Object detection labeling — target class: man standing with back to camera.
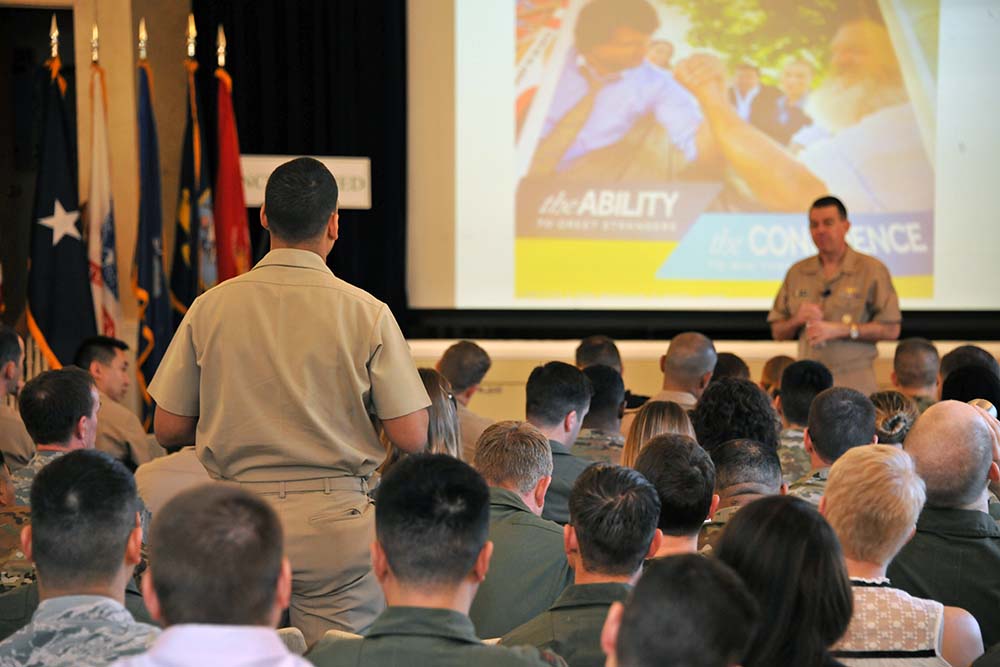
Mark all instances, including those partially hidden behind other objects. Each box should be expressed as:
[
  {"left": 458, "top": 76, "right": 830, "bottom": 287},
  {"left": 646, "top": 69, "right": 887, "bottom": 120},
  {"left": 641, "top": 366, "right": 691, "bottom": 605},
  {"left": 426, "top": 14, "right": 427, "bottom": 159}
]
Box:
[
  {"left": 148, "top": 157, "right": 431, "bottom": 645},
  {"left": 768, "top": 195, "right": 901, "bottom": 395}
]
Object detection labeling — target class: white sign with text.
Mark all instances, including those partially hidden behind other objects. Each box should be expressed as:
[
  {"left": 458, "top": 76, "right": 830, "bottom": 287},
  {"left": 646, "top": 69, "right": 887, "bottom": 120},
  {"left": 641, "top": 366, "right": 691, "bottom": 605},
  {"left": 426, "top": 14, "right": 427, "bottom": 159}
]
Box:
[{"left": 240, "top": 155, "right": 372, "bottom": 210}]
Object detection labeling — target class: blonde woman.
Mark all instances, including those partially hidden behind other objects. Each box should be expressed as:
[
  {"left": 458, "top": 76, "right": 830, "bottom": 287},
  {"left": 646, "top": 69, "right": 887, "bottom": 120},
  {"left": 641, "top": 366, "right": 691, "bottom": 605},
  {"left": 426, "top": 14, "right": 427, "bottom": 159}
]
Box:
[
  {"left": 621, "top": 400, "right": 695, "bottom": 467},
  {"left": 381, "top": 368, "right": 462, "bottom": 473}
]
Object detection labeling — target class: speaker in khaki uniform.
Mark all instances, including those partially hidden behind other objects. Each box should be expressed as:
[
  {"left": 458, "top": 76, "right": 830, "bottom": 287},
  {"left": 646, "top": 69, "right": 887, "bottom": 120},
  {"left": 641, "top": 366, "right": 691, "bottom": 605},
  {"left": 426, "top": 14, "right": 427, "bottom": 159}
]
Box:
[
  {"left": 148, "top": 158, "right": 430, "bottom": 645},
  {"left": 0, "top": 327, "right": 33, "bottom": 471}
]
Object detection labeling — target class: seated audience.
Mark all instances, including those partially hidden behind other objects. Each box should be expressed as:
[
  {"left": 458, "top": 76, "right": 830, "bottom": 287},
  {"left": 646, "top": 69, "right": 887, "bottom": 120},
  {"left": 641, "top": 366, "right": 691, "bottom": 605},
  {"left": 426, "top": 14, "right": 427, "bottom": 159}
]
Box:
[
  {"left": 0, "top": 326, "right": 32, "bottom": 470},
  {"left": 633, "top": 435, "right": 717, "bottom": 558},
  {"left": 887, "top": 401, "right": 1000, "bottom": 647},
  {"left": 709, "top": 352, "right": 751, "bottom": 382},
  {"left": 308, "top": 454, "right": 564, "bottom": 667},
  {"left": 575, "top": 335, "right": 648, "bottom": 409},
  {"left": 133, "top": 446, "right": 210, "bottom": 515},
  {"left": 760, "top": 354, "right": 794, "bottom": 398},
  {"left": 621, "top": 333, "right": 715, "bottom": 442},
  {"left": 0, "top": 448, "right": 31, "bottom": 592},
  {"left": 940, "top": 345, "right": 999, "bottom": 384},
  {"left": 74, "top": 336, "right": 164, "bottom": 469},
  {"left": 114, "top": 484, "right": 309, "bottom": 667},
  {"left": 822, "top": 445, "right": 983, "bottom": 667},
  {"left": 869, "top": 391, "right": 918, "bottom": 445},
  {"left": 775, "top": 361, "right": 833, "bottom": 484},
  {"left": 716, "top": 495, "right": 853, "bottom": 667},
  {"left": 941, "top": 366, "right": 1000, "bottom": 407},
  {"left": 620, "top": 400, "right": 694, "bottom": 468},
  {"left": 437, "top": 341, "right": 493, "bottom": 461},
  {"left": 13, "top": 367, "right": 99, "bottom": 505},
  {"left": 892, "top": 338, "right": 940, "bottom": 413},
  {"left": 700, "top": 439, "right": 785, "bottom": 552},
  {"left": 600, "top": 555, "right": 758, "bottom": 667},
  {"left": 469, "top": 422, "right": 572, "bottom": 639},
  {"left": 572, "top": 365, "right": 626, "bottom": 464},
  {"left": 0, "top": 450, "right": 157, "bottom": 665},
  {"left": 501, "top": 465, "right": 661, "bottom": 667},
  {"left": 382, "top": 368, "right": 461, "bottom": 472},
  {"left": 691, "top": 378, "right": 780, "bottom": 455},
  {"left": 526, "top": 362, "right": 594, "bottom": 524},
  {"left": 789, "top": 387, "right": 877, "bottom": 505}
]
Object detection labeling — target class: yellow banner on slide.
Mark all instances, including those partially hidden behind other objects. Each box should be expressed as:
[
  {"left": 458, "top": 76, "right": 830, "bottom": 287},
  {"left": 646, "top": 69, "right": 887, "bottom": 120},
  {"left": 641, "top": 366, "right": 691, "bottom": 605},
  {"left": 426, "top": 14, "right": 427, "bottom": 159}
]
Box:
[{"left": 515, "top": 239, "right": 933, "bottom": 299}]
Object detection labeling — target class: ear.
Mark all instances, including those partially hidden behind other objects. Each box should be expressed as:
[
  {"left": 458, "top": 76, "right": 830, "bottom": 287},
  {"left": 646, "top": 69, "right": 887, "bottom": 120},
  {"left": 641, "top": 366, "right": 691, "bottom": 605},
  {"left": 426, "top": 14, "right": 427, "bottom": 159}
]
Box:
[
  {"left": 0, "top": 361, "right": 13, "bottom": 382},
  {"left": 707, "top": 494, "right": 720, "bottom": 520},
  {"left": 645, "top": 529, "right": 663, "bottom": 559},
  {"left": 533, "top": 475, "right": 552, "bottom": 511},
  {"left": 872, "top": 434, "right": 879, "bottom": 445},
  {"left": 274, "top": 557, "right": 292, "bottom": 612},
  {"left": 259, "top": 203, "right": 269, "bottom": 230},
  {"left": 563, "top": 410, "right": 578, "bottom": 435},
  {"left": 779, "top": 482, "right": 789, "bottom": 496},
  {"left": 890, "top": 371, "right": 899, "bottom": 388},
  {"left": 88, "top": 360, "right": 103, "bottom": 381},
  {"left": 989, "top": 461, "right": 1000, "bottom": 484},
  {"left": 327, "top": 210, "right": 340, "bottom": 242},
  {"left": 472, "top": 540, "right": 493, "bottom": 583},
  {"left": 804, "top": 428, "right": 814, "bottom": 454},
  {"left": 73, "top": 414, "right": 89, "bottom": 443},
  {"left": 371, "top": 540, "right": 390, "bottom": 584},
  {"left": 617, "top": 400, "right": 626, "bottom": 421},
  {"left": 124, "top": 513, "right": 143, "bottom": 566},
  {"left": 564, "top": 524, "right": 579, "bottom": 559},
  {"left": 142, "top": 570, "right": 164, "bottom": 624},
  {"left": 700, "top": 371, "right": 712, "bottom": 391},
  {"left": 818, "top": 495, "right": 827, "bottom": 516},
  {"left": 20, "top": 525, "right": 32, "bottom": 563},
  {"left": 600, "top": 601, "right": 625, "bottom": 665},
  {"left": 659, "top": 354, "right": 667, "bottom": 374},
  {"left": 774, "top": 394, "right": 783, "bottom": 415}
]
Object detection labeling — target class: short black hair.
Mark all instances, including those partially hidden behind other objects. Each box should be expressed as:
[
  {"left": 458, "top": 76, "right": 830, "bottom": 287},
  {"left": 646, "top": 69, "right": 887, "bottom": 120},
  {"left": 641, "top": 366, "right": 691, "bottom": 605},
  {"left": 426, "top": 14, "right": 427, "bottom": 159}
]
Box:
[
  {"left": 582, "top": 365, "right": 625, "bottom": 421},
  {"left": 893, "top": 338, "right": 939, "bottom": 388},
  {"left": 807, "top": 388, "right": 876, "bottom": 463},
  {"left": 711, "top": 439, "right": 783, "bottom": 492},
  {"left": 0, "top": 325, "right": 20, "bottom": 368},
  {"left": 574, "top": 0, "right": 658, "bottom": 52},
  {"left": 691, "top": 378, "right": 780, "bottom": 454},
  {"left": 940, "top": 345, "right": 1000, "bottom": 383},
  {"left": 617, "top": 555, "right": 758, "bottom": 667},
  {"left": 18, "top": 367, "right": 96, "bottom": 445},
  {"left": 149, "top": 484, "right": 284, "bottom": 626},
  {"left": 810, "top": 195, "right": 847, "bottom": 219},
  {"left": 780, "top": 361, "right": 834, "bottom": 426},
  {"left": 710, "top": 352, "right": 751, "bottom": 382},
  {"left": 525, "top": 361, "right": 593, "bottom": 427},
  {"left": 30, "top": 450, "right": 139, "bottom": 589},
  {"left": 438, "top": 341, "right": 491, "bottom": 393},
  {"left": 575, "top": 335, "right": 622, "bottom": 372},
  {"left": 569, "top": 464, "right": 660, "bottom": 577},
  {"left": 73, "top": 335, "right": 129, "bottom": 369},
  {"left": 376, "top": 454, "right": 489, "bottom": 586},
  {"left": 633, "top": 435, "right": 715, "bottom": 536},
  {"left": 942, "top": 366, "right": 1000, "bottom": 407},
  {"left": 263, "top": 157, "right": 339, "bottom": 243}
]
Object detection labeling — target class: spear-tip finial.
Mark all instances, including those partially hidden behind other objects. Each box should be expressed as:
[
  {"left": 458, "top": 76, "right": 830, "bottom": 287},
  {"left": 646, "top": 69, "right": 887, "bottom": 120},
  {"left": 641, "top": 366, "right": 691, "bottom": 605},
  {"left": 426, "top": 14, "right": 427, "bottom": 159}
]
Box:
[
  {"left": 186, "top": 13, "right": 197, "bottom": 59},
  {"left": 49, "top": 14, "right": 59, "bottom": 59},
  {"left": 138, "top": 17, "right": 148, "bottom": 60},
  {"left": 216, "top": 24, "right": 226, "bottom": 68},
  {"left": 91, "top": 23, "right": 100, "bottom": 63}
]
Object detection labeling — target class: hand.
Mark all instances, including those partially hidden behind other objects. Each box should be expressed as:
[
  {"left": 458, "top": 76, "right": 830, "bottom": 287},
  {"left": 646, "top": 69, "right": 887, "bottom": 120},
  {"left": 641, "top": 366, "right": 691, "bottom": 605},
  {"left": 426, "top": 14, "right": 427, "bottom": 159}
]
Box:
[
  {"left": 805, "top": 319, "right": 845, "bottom": 347},
  {"left": 972, "top": 404, "right": 1000, "bottom": 463},
  {"left": 674, "top": 54, "right": 727, "bottom": 102},
  {"left": 795, "top": 302, "right": 824, "bottom": 326}
]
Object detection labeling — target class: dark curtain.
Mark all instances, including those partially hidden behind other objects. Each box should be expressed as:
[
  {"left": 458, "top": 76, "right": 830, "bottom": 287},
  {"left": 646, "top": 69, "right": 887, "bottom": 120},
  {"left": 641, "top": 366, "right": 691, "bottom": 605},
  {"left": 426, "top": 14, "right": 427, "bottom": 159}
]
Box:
[{"left": 191, "top": 0, "right": 408, "bottom": 319}]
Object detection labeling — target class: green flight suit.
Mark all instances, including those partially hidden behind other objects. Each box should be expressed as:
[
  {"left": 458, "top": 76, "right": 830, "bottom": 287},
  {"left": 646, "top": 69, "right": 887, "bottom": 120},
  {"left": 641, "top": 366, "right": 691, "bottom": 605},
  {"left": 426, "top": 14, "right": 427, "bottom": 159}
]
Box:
[{"left": 542, "top": 441, "right": 592, "bottom": 525}]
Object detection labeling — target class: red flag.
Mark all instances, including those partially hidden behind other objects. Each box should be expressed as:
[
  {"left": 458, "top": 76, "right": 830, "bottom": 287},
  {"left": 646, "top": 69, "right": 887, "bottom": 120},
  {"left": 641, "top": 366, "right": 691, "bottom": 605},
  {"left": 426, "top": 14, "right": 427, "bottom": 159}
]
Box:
[{"left": 213, "top": 68, "right": 250, "bottom": 281}]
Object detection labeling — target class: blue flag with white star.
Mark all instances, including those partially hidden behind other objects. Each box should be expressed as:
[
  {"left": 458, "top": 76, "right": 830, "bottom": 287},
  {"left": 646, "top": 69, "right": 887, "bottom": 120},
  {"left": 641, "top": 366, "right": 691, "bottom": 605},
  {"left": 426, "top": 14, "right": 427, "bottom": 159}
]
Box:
[{"left": 27, "top": 57, "right": 97, "bottom": 368}]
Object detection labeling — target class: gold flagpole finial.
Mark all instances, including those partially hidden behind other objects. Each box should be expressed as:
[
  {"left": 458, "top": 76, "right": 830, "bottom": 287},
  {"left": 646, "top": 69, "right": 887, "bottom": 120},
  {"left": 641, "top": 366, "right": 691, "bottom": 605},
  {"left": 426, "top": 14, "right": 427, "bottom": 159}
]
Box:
[
  {"left": 49, "top": 14, "right": 59, "bottom": 59},
  {"left": 91, "top": 23, "right": 100, "bottom": 63},
  {"left": 186, "top": 13, "right": 197, "bottom": 59},
  {"left": 216, "top": 24, "right": 226, "bottom": 68},
  {"left": 138, "top": 17, "right": 148, "bottom": 60}
]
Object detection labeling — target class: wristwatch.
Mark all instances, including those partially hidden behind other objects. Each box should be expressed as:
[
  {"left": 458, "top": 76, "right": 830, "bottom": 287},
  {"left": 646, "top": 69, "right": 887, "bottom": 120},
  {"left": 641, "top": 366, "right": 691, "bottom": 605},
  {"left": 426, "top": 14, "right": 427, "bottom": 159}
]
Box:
[{"left": 849, "top": 323, "right": 860, "bottom": 340}]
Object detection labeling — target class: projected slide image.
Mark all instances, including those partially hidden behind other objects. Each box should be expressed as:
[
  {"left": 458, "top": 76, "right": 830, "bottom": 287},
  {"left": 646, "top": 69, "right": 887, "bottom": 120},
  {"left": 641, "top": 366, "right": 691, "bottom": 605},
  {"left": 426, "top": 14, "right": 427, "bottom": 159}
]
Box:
[{"left": 513, "top": 0, "right": 937, "bottom": 301}]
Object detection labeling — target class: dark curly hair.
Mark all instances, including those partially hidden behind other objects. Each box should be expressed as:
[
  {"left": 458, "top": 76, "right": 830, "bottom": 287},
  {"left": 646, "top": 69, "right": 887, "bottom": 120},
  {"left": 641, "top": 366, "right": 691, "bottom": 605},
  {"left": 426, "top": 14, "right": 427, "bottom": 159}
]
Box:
[{"left": 691, "top": 378, "right": 780, "bottom": 454}]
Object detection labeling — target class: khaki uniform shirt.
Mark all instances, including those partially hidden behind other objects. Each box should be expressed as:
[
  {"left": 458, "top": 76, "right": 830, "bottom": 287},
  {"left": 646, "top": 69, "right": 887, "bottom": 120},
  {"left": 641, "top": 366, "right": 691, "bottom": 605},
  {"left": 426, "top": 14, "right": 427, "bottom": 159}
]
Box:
[
  {"left": 0, "top": 508, "right": 32, "bottom": 592},
  {"left": 542, "top": 441, "right": 592, "bottom": 525},
  {"left": 470, "top": 488, "right": 573, "bottom": 639},
  {"left": 95, "top": 392, "right": 165, "bottom": 469},
  {"left": 699, "top": 504, "right": 742, "bottom": 553},
  {"left": 308, "top": 607, "right": 567, "bottom": 667},
  {"left": 788, "top": 467, "right": 830, "bottom": 506},
  {"left": 0, "top": 407, "right": 33, "bottom": 472},
  {"left": 571, "top": 428, "right": 624, "bottom": 465},
  {"left": 133, "top": 447, "right": 211, "bottom": 515},
  {"left": 768, "top": 247, "right": 901, "bottom": 395},
  {"left": 778, "top": 427, "right": 811, "bottom": 485},
  {"left": 500, "top": 583, "right": 631, "bottom": 667},
  {"left": 148, "top": 249, "right": 430, "bottom": 482},
  {"left": 458, "top": 402, "right": 494, "bottom": 463}
]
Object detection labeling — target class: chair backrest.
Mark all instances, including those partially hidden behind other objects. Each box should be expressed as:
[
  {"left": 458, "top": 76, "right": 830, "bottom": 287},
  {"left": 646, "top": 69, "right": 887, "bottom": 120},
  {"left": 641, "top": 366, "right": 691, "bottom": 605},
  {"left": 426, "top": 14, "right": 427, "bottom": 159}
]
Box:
[{"left": 277, "top": 627, "right": 308, "bottom": 655}]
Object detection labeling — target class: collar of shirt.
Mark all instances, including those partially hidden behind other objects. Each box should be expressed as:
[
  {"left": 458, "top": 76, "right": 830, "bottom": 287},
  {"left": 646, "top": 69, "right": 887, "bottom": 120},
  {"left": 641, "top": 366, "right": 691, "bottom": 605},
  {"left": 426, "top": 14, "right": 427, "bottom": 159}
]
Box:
[
  {"left": 573, "top": 52, "right": 626, "bottom": 86},
  {"left": 253, "top": 248, "right": 332, "bottom": 275},
  {"left": 550, "top": 583, "right": 631, "bottom": 611},
  {"left": 489, "top": 487, "right": 532, "bottom": 514},
  {"left": 801, "top": 246, "right": 862, "bottom": 277},
  {"left": 145, "top": 624, "right": 294, "bottom": 662},
  {"left": 732, "top": 85, "right": 761, "bottom": 120},
  {"left": 916, "top": 506, "right": 1000, "bottom": 538},
  {"left": 365, "top": 607, "right": 481, "bottom": 644},
  {"left": 33, "top": 595, "right": 132, "bottom": 624},
  {"left": 549, "top": 439, "right": 573, "bottom": 457},
  {"left": 781, "top": 427, "right": 805, "bottom": 442},
  {"left": 710, "top": 504, "right": 742, "bottom": 524}
]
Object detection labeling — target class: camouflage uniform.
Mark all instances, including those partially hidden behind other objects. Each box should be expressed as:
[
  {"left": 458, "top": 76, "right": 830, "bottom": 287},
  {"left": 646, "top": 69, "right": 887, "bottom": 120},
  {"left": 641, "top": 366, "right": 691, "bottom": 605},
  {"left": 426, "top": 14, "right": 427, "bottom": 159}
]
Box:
[
  {"left": 0, "top": 508, "right": 33, "bottom": 592},
  {"left": 0, "top": 594, "right": 159, "bottom": 666},
  {"left": 571, "top": 429, "right": 625, "bottom": 465},
  {"left": 698, "top": 504, "right": 742, "bottom": 553},
  {"left": 12, "top": 451, "right": 66, "bottom": 506},
  {"left": 778, "top": 428, "right": 811, "bottom": 485},
  {"left": 787, "top": 468, "right": 830, "bottom": 506}
]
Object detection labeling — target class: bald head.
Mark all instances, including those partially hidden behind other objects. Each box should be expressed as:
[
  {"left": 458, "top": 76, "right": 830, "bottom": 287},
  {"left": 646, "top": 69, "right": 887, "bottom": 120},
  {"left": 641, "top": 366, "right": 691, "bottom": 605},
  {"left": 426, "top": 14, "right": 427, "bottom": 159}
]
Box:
[
  {"left": 904, "top": 401, "right": 997, "bottom": 509},
  {"left": 661, "top": 333, "right": 717, "bottom": 396}
]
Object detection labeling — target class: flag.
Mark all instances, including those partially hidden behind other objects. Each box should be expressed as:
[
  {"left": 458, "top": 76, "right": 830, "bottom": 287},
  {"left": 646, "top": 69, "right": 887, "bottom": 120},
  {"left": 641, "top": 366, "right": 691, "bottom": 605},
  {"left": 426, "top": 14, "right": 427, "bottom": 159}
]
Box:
[
  {"left": 26, "top": 56, "right": 97, "bottom": 368},
  {"left": 134, "top": 61, "right": 170, "bottom": 427},
  {"left": 87, "top": 62, "right": 123, "bottom": 338},
  {"left": 214, "top": 68, "right": 250, "bottom": 282},
  {"left": 170, "top": 59, "right": 216, "bottom": 329}
]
